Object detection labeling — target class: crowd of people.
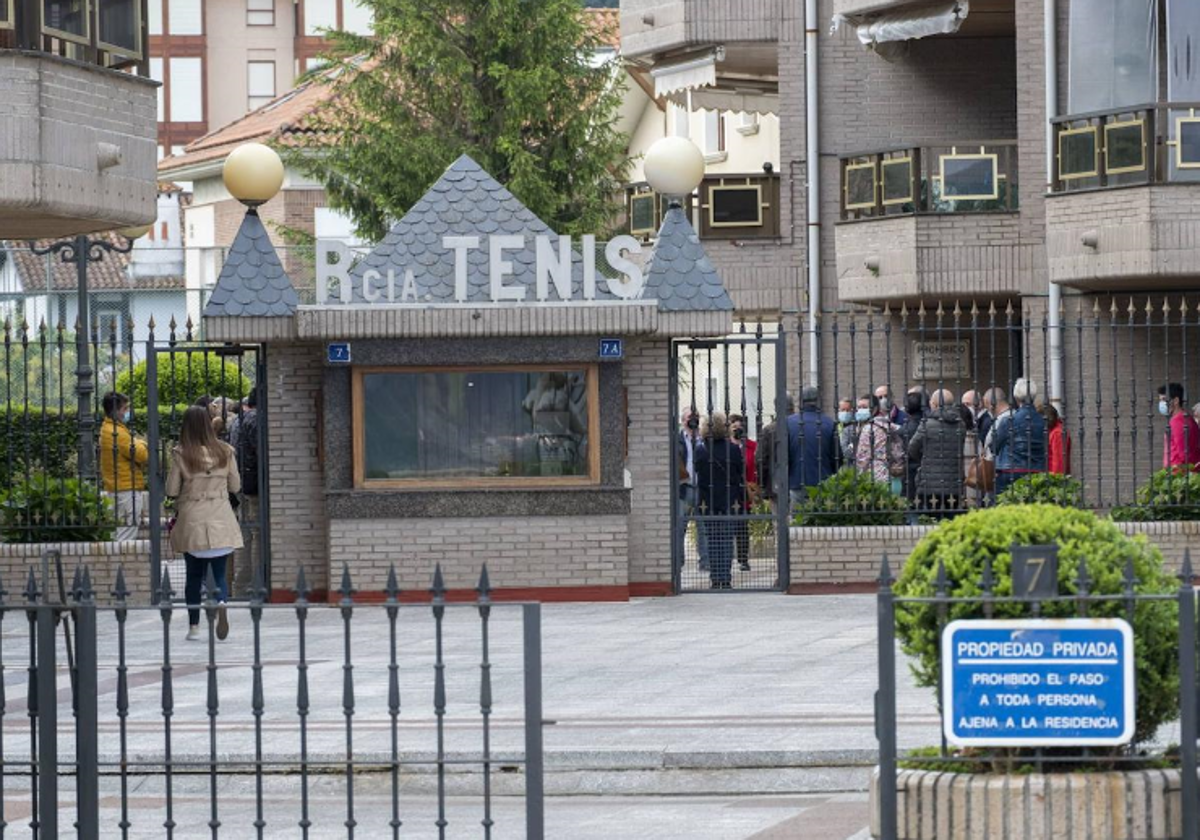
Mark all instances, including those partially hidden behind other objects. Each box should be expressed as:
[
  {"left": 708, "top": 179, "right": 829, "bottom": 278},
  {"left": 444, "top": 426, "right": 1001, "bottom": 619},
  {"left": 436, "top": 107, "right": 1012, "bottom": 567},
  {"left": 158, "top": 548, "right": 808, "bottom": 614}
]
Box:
[
  {"left": 98, "top": 389, "right": 260, "bottom": 641},
  {"left": 679, "top": 380, "right": 1200, "bottom": 586}
]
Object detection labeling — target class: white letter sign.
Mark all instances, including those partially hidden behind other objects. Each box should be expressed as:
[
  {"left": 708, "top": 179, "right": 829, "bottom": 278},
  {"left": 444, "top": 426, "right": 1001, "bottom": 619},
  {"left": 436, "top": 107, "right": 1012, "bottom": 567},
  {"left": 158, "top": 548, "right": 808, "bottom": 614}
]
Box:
[
  {"left": 604, "top": 236, "right": 645, "bottom": 300},
  {"left": 489, "top": 235, "right": 527, "bottom": 302},
  {"left": 444, "top": 235, "right": 480, "bottom": 303},
  {"left": 535, "top": 234, "right": 573, "bottom": 301}
]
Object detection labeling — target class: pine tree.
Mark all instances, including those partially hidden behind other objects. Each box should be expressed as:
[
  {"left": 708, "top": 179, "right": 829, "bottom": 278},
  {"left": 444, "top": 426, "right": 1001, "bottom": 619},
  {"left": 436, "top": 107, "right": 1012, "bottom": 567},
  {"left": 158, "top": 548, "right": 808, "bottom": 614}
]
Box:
[{"left": 283, "top": 0, "right": 629, "bottom": 242}]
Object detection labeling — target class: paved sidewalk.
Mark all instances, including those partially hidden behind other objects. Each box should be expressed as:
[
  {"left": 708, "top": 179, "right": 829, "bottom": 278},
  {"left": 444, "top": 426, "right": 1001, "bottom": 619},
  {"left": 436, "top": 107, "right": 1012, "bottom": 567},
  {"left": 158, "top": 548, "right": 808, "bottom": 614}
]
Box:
[{"left": 2, "top": 593, "right": 925, "bottom": 837}]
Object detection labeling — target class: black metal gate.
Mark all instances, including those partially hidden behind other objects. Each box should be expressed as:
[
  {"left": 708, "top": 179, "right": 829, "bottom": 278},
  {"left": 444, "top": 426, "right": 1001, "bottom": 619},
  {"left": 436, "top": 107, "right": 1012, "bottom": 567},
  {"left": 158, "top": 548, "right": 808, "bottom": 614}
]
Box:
[
  {"left": 146, "top": 339, "right": 270, "bottom": 601},
  {"left": 669, "top": 327, "right": 790, "bottom": 592}
]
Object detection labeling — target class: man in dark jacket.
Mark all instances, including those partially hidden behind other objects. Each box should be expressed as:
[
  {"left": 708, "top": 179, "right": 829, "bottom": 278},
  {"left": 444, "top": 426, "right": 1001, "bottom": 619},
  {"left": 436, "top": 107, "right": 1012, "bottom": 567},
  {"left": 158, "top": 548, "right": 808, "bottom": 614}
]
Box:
[
  {"left": 233, "top": 390, "right": 260, "bottom": 596},
  {"left": 756, "top": 394, "right": 794, "bottom": 511},
  {"left": 787, "top": 386, "right": 838, "bottom": 509},
  {"left": 908, "top": 389, "right": 967, "bottom": 518},
  {"left": 695, "top": 412, "right": 745, "bottom": 590},
  {"left": 899, "top": 390, "right": 925, "bottom": 505}
]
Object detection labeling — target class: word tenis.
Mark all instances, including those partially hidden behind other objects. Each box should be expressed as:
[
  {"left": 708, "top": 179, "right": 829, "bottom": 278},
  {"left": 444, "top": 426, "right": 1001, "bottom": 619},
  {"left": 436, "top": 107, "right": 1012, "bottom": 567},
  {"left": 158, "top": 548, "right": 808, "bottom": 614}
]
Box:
[{"left": 315, "top": 235, "right": 646, "bottom": 306}]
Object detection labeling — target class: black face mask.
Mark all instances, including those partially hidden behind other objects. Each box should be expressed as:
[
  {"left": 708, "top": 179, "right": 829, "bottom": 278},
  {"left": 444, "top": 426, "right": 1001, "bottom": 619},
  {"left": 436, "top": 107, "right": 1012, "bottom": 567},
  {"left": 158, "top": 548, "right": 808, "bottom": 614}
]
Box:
[
  {"left": 731, "top": 428, "right": 744, "bottom": 439},
  {"left": 686, "top": 417, "right": 700, "bottom": 430}
]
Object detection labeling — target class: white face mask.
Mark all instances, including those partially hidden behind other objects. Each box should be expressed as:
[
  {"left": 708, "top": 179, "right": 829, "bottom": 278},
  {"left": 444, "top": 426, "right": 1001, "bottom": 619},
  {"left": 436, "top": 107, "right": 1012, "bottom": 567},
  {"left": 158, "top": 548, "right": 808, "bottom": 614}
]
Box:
[
  {"left": 855, "top": 408, "right": 872, "bottom": 423},
  {"left": 1159, "top": 400, "right": 1170, "bottom": 417}
]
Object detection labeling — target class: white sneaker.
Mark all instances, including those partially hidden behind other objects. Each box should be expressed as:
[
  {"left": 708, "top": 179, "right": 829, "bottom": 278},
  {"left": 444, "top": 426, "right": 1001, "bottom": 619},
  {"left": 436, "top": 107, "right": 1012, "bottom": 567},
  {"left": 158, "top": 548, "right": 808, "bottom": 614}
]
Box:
[{"left": 186, "top": 625, "right": 200, "bottom": 641}]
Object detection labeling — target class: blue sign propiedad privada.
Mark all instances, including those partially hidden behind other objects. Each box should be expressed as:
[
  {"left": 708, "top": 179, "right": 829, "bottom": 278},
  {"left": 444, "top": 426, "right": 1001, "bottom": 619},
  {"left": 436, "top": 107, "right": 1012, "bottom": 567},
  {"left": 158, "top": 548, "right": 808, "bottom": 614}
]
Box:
[{"left": 942, "top": 618, "right": 1134, "bottom": 748}]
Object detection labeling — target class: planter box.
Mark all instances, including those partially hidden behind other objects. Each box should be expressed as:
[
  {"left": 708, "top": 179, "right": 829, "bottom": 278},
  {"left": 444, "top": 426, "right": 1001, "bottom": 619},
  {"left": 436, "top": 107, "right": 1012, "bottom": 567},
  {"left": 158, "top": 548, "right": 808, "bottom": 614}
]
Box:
[{"left": 870, "top": 766, "right": 1188, "bottom": 839}]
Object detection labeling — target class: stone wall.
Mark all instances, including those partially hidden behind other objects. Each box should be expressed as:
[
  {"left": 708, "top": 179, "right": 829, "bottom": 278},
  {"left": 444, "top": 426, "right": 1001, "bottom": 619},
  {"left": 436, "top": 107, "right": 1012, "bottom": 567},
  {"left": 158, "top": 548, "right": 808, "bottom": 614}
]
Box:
[
  {"left": 327, "top": 515, "right": 630, "bottom": 597},
  {"left": 790, "top": 520, "right": 1200, "bottom": 590},
  {"left": 0, "top": 541, "right": 153, "bottom": 605}
]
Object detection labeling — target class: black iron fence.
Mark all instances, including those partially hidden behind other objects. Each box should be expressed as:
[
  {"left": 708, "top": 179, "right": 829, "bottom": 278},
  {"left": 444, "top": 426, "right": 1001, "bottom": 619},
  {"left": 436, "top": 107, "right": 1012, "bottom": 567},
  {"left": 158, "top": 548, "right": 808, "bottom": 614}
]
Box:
[
  {"left": 780, "top": 296, "right": 1200, "bottom": 525},
  {"left": 0, "top": 555, "right": 545, "bottom": 839}
]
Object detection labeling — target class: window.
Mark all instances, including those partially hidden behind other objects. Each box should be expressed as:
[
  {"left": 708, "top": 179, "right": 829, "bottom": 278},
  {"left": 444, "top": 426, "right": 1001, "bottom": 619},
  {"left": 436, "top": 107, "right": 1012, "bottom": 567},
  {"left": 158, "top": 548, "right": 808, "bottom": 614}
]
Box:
[
  {"left": 703, "top": 110, "right": 726, "bottom": 157},
  {"left": 353, "top": 366, "right": 600, "bottom": 488},
  {"left": 247, "top": 61, "right": 276, "bottom": 111},
  {"left": 43, "top": 0, "right": 87, "bottom": 41},
  {"left": 168, "top": 57, "right": 203, "bottom": 122},
  {"left": 150, "top": 57, "right": 165, "bottom": 122},
  {"left": 708, "top": 185, "right": 762, "bottom": 227},
  {"left": 1067, "top": 0, "right": 1156, "bottom": 113},
  {"left": 939, "top": 153, "right": 999, "bottom": 201},
  {"left": 247, "top": 0, "right": 272, "bottom": 25},
  {"left": 147, "top": 0, "right": 161, "bottom": 33},
  {"left": 98, "top": 0, "right": 141, "bottom": 56},
  {"left": 671, "top": 103, "right": 689, "bottom": 138},
  {"left": 303, "top": 0, "right": 335, "bottom": 34},
  {"left": 341, "top": 0, "right": 372, "bottom": 34},
  {"left": 167, "top": 0, "right": 201, "bottom": 33},
  {"left": 737, "top": 112, "right": 760, "bottom": 136}
]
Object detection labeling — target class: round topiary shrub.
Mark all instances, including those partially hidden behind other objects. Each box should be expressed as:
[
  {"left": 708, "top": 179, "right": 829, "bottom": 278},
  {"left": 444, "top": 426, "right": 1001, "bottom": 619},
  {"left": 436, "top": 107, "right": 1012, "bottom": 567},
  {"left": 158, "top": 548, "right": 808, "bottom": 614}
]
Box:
[
  {"left": 894, "top": 504, "right": 1179, "bottom": 744},
  {"left": 115, "top": 355, "right": 251, "bottom": 409}
]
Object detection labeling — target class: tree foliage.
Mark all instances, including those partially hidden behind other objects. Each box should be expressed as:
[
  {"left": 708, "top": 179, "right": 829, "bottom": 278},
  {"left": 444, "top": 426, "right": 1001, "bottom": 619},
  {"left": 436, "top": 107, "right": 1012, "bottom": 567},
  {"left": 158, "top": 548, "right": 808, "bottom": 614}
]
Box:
[{"left": 283, "top": 0, "right": 630, "bottom": 242}]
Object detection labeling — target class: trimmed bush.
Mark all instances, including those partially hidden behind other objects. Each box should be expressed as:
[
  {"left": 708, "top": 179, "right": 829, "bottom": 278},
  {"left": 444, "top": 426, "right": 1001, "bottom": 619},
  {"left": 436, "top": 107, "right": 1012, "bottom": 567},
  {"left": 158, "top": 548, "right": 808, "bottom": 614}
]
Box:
[
  {"left": 894, "top": 505, "right": 1179, "bottom": 744},
  {"left": 116, "top": 355, "right": 251, "bottom": 409},
  {"left": 996, "top": 472, "right": 1083, "bottom": 507},
  {"left": 1112, "top": 468, "right": 1200, "bottom": 522},
  {"left": 0, "top": 473, "right": 114, "bottom": 543},
  {"left": 793, "top": 467, "right": 908, "bottom": 527}
]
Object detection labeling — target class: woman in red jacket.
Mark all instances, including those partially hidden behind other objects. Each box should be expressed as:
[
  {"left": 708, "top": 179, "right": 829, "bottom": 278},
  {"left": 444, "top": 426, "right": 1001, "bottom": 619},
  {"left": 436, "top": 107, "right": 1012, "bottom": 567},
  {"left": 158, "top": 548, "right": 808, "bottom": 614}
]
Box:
[{"left": 1043, "top": 403, "right": 1071, "bottom": 475}]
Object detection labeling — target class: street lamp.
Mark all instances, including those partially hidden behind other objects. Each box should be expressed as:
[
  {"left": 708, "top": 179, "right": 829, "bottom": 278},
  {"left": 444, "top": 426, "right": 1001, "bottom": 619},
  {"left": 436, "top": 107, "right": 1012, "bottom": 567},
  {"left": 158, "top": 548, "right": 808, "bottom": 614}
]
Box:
[
  {"left": 643, "top": 136, "right": 706, "bottom": 206},
  {"left": 223, "top": 142, "right": 285, "bottom": 208},
  {"left": 29, "top": 223, "right": 151, "bottom": 480}
]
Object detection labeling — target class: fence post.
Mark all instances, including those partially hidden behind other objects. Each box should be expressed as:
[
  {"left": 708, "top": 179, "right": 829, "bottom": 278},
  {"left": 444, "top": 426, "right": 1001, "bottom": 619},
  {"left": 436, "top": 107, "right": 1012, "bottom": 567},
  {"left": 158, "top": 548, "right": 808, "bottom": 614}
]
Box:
[
  {"left": 1179, "top": 551, "right": 1197, "bottom": 840},
  {"left": 74, "top": 569, "right": 99, "bottom": 840},
  {"left": 774, "top": 330, "right": 790, "bottom": 591},
  {"left": 146, "top": 342, "right": 162, "bottom": 603},
  {"left": 876, "top": 554, "right": 898, "bottom": 840},
  {"left": 522, "top": 603, "right": 544, "bottom": 840},
  {"left": 35, "top": 569, "right": 57, "bottom": 839}
]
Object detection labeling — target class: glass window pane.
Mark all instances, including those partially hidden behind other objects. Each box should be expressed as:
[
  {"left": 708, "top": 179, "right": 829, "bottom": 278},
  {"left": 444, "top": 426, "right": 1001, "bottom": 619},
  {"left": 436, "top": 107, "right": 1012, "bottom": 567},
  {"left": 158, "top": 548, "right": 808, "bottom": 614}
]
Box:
[
  {"left": 1180, "top": 121, "right": 1200, "bottom": 166},
  {"left": 710, "top": 187, "right": 761, "bottom": 226},
  {"left": 941, "top": 155, "right": 997, "bottom": 199},
  {"left": 43, "top": 0, "right": 87, "bottom": 38},
  {"left": 150, "top": 57, "right": 165, "bottom": 122},
  {"left": 342, "top": 0, "right": 371, "bottom": 34},
  {"left": 1104, "top": 122, "right": 1145, "bottom": 173},
  {"left": 304, "top": 0, "right": 335, "bottom": 34},
  {"left": 630, "top": 194, "right": 655, "bottom": 233},
  {"left": 1058, "top": 129, "right": 1098, "bottom": 178},
  {"left": 169, "top": 57, "right": 203, "bottom": 122},
  {"left": 361, "top": 369, "right": 591, "bottom": 482},
  {"left": 98, "top": 0, "right": 139, "bottom": 52},
  {"left": 1168, "top": 0, "right": 1200, "bottom": 100},
  {"left": 167, "top": 0, "right": 200, "bottom": 34},
  {"left": 844, "top": 164, "right": 875, "bottom": 209},
  {"left": 147, "top": 0, "right": 161, "bottom": 34},
  {"left": 1068, "top": 0, "right": 1156, "bottom": 113},
  {"left": 881, "top": 159, "right": 912, "bottom": 204},
  {"left": 247, "top": 61, "right": 275, "bottom": 97}
]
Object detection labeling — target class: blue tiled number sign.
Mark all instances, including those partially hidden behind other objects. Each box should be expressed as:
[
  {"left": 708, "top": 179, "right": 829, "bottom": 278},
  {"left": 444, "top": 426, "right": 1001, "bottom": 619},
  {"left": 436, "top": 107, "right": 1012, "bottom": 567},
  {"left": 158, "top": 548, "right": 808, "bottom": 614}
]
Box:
[
  {"left": 942, "top": 618, "right": 1134, "bottom": 747},
  {"left": 599, "top": 338, "right": 623, "bottom": 360},
  {"left": 327, "top": 343, "right": 352, "bottom": 364}
]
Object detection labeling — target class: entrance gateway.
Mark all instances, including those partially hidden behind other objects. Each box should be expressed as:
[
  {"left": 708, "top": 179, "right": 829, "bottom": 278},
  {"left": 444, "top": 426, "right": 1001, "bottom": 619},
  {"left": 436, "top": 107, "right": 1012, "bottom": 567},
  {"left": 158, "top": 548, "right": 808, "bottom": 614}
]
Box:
[{"left": 198, "top": 155, "right": 759, "bottom": 601}]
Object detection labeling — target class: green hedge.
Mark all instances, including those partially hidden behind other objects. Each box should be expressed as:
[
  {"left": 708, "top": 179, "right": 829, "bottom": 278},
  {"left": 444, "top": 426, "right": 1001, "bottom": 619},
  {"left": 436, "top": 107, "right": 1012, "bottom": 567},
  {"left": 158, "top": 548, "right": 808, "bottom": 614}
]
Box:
[
  {"left": 793, "top": 468, "right": 908, "bottom": 527},
  {"left": 116, "top": 355, "right": 251, "bottom": 409},
  {"left": 1112, "top": 468, "right": 1200, "bottom": 522},
  {"left": 0, "top": 473, "right": 114, "bottom": 543},
  {"left": 996, "top": 472, "right": 1083, "bottom": 507},
  {"left": 894, "top": 505, "right": 1179, "bottom": 744}
]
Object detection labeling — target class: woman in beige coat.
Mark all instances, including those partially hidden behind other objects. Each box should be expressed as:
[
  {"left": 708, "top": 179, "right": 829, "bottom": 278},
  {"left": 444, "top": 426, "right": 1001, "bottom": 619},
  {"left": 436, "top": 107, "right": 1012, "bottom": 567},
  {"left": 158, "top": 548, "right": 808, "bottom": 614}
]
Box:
[{"left": 167, "top": 405, "right": 244, "bottom": 641}]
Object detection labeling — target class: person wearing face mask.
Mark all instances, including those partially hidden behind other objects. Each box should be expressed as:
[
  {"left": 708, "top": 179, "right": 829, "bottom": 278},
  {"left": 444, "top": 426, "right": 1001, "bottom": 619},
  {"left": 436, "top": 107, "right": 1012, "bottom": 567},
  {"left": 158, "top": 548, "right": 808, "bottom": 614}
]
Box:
[
  {"left": 100, "top": 391, "right": 150, "bottom": 541},
  {"left": 678, "top": 407, "right": 710, "bottom": 572},
  {"left": 836, "top": 398, "right": 858, "bottom": 466},
  {"left": 729, "top": 414, "right": 758, "bottom": 571},
  {"left": 1158, "top": 383, "right": 1200, "bottom": 470},
  {"left": 874, "top": 385, "right": 907, "bottom": 426}
]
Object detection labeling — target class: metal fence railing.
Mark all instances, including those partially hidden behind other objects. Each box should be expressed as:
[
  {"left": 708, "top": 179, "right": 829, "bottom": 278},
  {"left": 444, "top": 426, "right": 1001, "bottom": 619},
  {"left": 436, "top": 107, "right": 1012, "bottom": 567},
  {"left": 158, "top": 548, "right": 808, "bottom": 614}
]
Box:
[
  {"left": 778, "top": 296, "right": 1200, "bottom": 525},
  {"left": 1, "top": 556, "right": 545, "bottom": 839}
]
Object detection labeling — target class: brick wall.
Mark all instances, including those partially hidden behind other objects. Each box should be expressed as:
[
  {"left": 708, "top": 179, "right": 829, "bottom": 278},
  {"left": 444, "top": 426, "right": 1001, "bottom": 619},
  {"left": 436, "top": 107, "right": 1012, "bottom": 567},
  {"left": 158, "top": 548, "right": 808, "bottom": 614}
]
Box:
[
  {"left": 625, "top": 337, "right": 673, "bottom": 585},
  {"left": 0, "top": 541, "right": 153, "bottom": 605},
  {"left": 327, "top": 516, "right": 629, "bottom": 593},
  {"left": 264, "top": 344, "right": 329, "bottom": 594},
  {"left": 790, "top": 520, "right": 1200, "bottom": 589}
]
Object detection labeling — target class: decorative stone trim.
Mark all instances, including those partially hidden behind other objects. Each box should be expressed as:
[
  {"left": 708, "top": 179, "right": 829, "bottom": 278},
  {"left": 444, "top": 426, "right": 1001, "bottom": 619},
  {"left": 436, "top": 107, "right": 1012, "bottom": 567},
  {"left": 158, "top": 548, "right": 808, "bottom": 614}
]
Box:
[
  {"left": 871, "top": 767, "right": 1186, "bottom": 839},
  {"left": 204, "top": 316, "right": 299, "bottom": 343}
]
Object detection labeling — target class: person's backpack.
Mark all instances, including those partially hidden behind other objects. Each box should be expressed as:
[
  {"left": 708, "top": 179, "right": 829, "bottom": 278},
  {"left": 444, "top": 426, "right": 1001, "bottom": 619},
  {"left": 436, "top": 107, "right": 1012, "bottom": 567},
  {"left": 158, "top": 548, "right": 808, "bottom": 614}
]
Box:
[
  {"left": 886, "top": 425, "right": 907, "bottom": 477},
  {"left": 238, "top": 411, "right": 260, "bottom": 496}
]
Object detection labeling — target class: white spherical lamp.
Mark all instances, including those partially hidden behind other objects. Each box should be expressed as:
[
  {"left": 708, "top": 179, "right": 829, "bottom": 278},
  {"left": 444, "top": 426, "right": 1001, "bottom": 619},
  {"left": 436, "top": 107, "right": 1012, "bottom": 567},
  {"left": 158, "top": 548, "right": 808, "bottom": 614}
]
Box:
[
  {"left": 643, "top": 137, "right": 705, "bottom": 199},
  {"left": 223, "top": 143, "right": 285, "bottom": 207}
]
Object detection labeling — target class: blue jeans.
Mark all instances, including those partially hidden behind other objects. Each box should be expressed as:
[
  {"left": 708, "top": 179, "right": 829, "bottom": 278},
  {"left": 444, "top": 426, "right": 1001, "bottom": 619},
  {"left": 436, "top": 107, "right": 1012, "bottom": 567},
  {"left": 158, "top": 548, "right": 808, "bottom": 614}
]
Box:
[
  {"left": 185, "top": 553, "right": 230, "bottom": 627},
  {"left": 677, "top": 485, "right": 709, "bottom": 567}
]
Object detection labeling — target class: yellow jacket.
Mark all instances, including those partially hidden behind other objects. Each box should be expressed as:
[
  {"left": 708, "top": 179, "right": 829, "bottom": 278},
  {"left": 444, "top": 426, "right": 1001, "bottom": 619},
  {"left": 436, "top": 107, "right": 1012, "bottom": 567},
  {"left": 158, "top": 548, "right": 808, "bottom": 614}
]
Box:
[{"left": 99, "top": 417, "right": 149, "bottom": 492}]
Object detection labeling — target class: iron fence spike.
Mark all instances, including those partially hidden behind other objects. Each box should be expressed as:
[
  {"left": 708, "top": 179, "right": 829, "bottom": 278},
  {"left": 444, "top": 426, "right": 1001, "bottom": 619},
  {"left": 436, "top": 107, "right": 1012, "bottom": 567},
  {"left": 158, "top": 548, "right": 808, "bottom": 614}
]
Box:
[
  {"left": 478, "top": 564, "right": 492, "bottom": 599},
  {"left": 981, "top": 555, "right": 995, "bottom": 594},
  {"left": 384, "top": 564, "right": 400, "bottom": 601},
  {"left": 1076, "top": 556, "right": 1091, "bottom": 594},
  {"left": 878, "top": 553, "right": 893, "bottom": 586},
  {"left": 80, "top": 567, "right": 94, "bottom": 601},
  {"left": 1183, "top": 549, "right": 1194, "bottom": 586},
  {"left": 24, "top": 568, "right": 38, "bottom": 603},
  {"left": 205, "top": 565, "right": 218, "bottom": 606},
  {"left": 0, "top": 569, "right": 5, "bottom": 605},
  {"left": 71, "top": 564, "right": 83, "bottom": 599},
  {"left": 431, "top": 563, "right": 447, "bottom": 599},
  {"left": 295, "top": 566, "right": 309, "bottom": 601},
  {"left": 935, "top": 558, "right": 948, "bottom": 594},
  {"left": 1123, "top": 555, "right": 1138, "bottom": 594},
  {"left": 113, "top": 566, "right": 129, "bottom": 602},
  {"left": 160, "top": 565, "right": 174, "bottom": 602},
  {"left": 339, "top": 561, "right": 354, "bottom": 603}
]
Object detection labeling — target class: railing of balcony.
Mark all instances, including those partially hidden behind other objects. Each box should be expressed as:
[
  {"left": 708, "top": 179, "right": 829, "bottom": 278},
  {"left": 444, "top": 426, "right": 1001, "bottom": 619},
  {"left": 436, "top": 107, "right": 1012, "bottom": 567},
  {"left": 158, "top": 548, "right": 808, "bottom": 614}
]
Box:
[
  {"left": 1049, "top": 102, "right": 1200, "bottom": 192},
  {"left": 625, "top": 173, "right": 782, "bottom": 242},
  {"left": 1, "top": 0, "right": 148, "bottom": 73},
  {"left": 838, "top": 141, "right": 1019, "bottom": 221}
]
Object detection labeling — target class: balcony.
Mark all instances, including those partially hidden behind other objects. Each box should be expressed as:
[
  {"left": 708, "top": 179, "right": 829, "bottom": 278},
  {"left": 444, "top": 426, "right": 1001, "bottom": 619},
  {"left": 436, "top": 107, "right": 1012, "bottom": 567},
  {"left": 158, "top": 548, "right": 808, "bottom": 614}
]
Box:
[
  {"left": 835, "top": 141, "right": 1025, "bottom": 302},
  {"left": 1047, "top": 102, "right": 1200, "bottom": 290},
  {"left": 619, "top": 0, "right": 783, "bottom": 60},
  {"left": 0, "top": 0, "right": 157, "bottom": 238},
  {"left": 625, "top": 173, "right": 781, "bottom": 242}
]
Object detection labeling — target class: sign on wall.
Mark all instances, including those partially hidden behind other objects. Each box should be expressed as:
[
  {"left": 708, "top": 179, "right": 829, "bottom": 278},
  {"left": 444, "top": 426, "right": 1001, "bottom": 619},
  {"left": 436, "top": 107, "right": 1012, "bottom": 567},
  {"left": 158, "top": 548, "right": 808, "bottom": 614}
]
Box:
[
  {"left": 942, "top": 618, "right": 1135, "bottom": 747},
  {"left": 327, "top": 342, "right": 352, "bottom": 364},
  {"left": 599, "top": 338, "right": 623, "bottom": 360},
  {"left": 911, "top": 340, "right": 971, "bottom": 381}
]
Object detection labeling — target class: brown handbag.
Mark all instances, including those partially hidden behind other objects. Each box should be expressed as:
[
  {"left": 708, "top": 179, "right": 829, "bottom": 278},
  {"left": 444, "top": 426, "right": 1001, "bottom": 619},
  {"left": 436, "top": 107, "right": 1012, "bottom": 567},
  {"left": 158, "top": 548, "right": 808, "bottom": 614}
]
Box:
[{"left": 966, "top": 457, "right": 995, "bottom": 492}]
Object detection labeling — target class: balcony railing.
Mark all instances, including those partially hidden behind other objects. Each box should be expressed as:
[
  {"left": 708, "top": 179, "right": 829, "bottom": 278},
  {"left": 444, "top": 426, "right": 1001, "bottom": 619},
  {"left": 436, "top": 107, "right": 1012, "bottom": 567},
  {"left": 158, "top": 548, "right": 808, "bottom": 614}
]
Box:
[
  {"left": 625, "top": 173, "right": 782, "bottom": 242},
  {"left": 838, "top": 141, "right": 1019, "bottom": 221},
  {"left": 1049, "top": 102, "right": 1200, "bottom": 192},
  {"left": 1, "top": 0, "right": 148, "bottom": 72}
]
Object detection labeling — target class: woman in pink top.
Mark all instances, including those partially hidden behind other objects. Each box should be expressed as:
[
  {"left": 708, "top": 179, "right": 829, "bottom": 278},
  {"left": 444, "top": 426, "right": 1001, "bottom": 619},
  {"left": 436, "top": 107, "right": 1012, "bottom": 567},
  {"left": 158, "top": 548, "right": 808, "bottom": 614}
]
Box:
[{"left": 1159, "top": 383, "right": 1200, "bottom": 469}]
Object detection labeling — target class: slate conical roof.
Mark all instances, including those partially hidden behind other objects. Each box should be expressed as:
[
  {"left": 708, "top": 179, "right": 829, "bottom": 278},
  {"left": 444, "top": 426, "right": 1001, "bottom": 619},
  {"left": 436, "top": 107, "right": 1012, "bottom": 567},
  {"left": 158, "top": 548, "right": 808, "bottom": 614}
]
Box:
[
  {"left": 203, "top": 210, "right": 300, "bottom": 317},
  {"left": 349, "top": 155, "right": 626, "bottom": 303},
  {"left": 642, "top": 206, "right": 734, "bottom": 312}
]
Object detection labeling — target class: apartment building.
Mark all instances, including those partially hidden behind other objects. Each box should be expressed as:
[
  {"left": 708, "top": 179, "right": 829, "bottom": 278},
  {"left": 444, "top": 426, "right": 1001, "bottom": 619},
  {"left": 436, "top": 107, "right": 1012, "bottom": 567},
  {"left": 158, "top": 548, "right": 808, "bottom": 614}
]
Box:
[
  {"left": 620, "top": 0, "right": 1200, "bottom": 503},
  {"left": 149, "top": 0, "right": 371, "bottom": 156}
]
